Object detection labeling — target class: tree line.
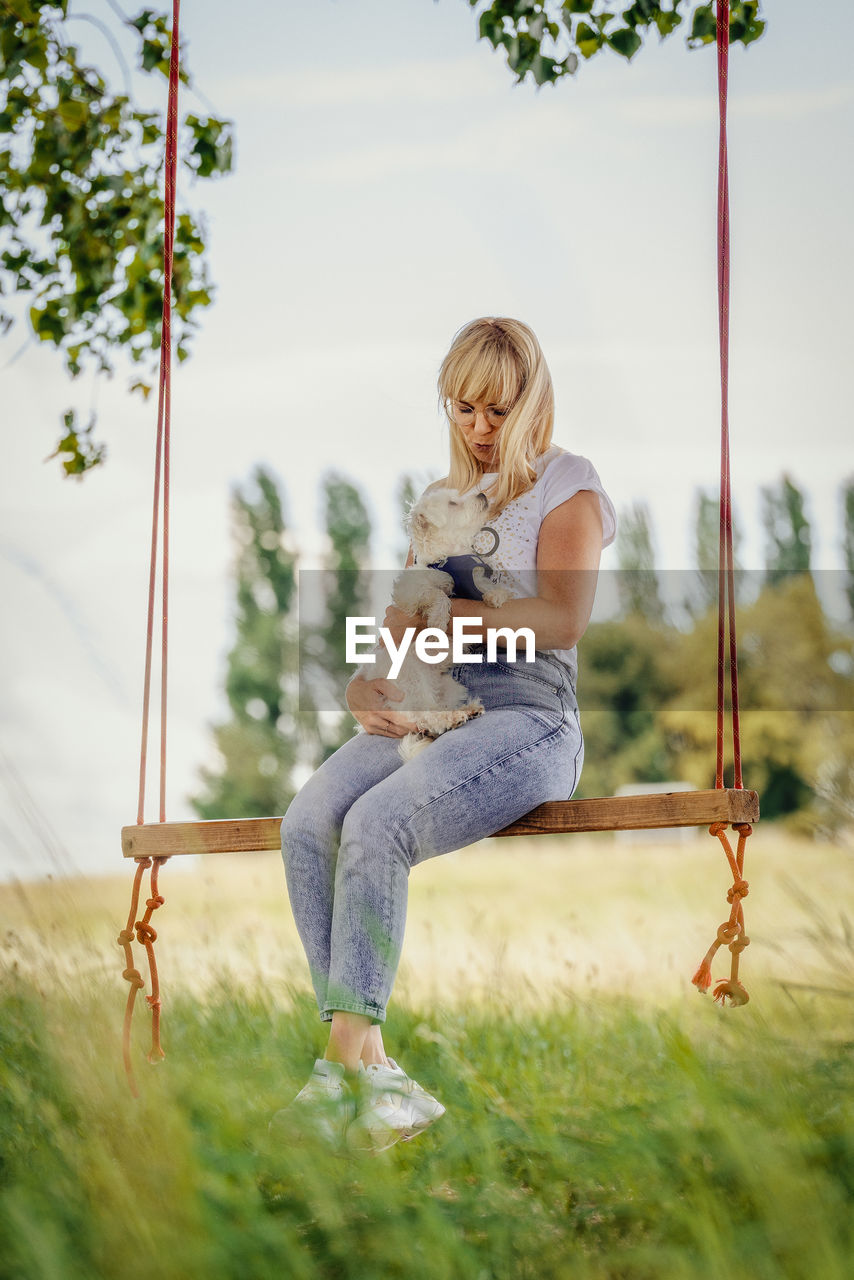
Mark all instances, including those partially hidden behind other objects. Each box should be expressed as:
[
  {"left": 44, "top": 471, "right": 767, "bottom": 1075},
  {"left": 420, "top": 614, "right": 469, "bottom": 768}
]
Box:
[{"left": 191, "top": 468, "right": 854, "bottom": 837}]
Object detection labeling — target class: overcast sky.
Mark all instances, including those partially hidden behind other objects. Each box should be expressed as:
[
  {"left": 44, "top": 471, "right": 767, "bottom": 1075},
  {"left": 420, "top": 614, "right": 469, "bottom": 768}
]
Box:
[{"left": 2, "top": 0, "right": 852, "bottom": 880}]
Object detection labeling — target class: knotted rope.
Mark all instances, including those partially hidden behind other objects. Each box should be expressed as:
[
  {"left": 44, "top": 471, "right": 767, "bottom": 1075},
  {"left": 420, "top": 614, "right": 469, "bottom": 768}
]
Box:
[
  {"left": 692, "top": 0, "right": 753, "bottom": 1005},
  {"left": 692, "top": 823, "right": 751, "bottom": 1006},
  {"left": 120, "top": 0, "right": 181, "bottom": 1090}
]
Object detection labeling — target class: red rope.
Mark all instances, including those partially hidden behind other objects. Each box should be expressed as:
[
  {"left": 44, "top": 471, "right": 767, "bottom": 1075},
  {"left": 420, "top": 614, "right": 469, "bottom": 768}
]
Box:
[
  {"left": 123, "top": 0, "right": 181, "bottom": 1090},
  {"left": 138, "top": 0, "right": 180, "bottom": 825},
  {"left": 714, "top": 0, "right": 743, "bottom": 790},
  {"left": 693, "top": 3, "right": 752, "bottom": 1006}
]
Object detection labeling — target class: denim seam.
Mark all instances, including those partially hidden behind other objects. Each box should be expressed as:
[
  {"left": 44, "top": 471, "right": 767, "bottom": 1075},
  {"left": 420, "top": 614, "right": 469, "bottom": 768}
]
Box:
[
  {"left": 568, "top": 704, "right": 585, "bottom": 798},
  {"left": 321, "top": 999, "right": 386, "bottom": 1021},
  {"left": 495, "top": 666, "right": 565, "bottom": 694},
  {"left": 452, "top": 654, "right": 571, "bottom": 696},
  {"left": 387, "top": 706, "right": 572, "bottom": 862}
]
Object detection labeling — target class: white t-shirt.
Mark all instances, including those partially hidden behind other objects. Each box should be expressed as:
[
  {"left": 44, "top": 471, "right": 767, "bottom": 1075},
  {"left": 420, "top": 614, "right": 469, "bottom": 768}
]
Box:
[{"left": 457, "top": 444, "right": 616, "bottom": 680}]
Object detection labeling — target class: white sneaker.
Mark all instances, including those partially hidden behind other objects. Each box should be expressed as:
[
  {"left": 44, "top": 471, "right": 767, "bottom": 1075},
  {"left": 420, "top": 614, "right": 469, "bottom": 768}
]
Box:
[
  {"left": 349, "top": 1058, "right": 446, "bottom": 1152},
  {"left": 269, "top": 1058, "right": 355, "bottom": 1144}
]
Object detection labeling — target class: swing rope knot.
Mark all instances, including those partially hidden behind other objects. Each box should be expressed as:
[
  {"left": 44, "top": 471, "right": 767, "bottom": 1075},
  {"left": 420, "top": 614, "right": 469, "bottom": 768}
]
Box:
[
  {"left": 119, "top": 853, "right": 168, "bottom": 1094},
  {"left": 727, "top": 878, "right": 749, "bottom": 903},
  {"left": 694, "top": 815, "right": 752, "bottom": 1004},
  {"left": 691, "top": 960, "right": 714, "bottom": 994},
  {"left": 713, "top": 978, "right": 750, "bottom": 1007}
]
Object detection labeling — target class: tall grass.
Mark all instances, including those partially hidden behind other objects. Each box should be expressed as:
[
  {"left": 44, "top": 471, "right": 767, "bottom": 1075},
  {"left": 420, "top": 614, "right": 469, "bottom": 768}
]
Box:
[
  {"left": 1, "top": 834, "right": 852, "bottom": 1279},
  {"left": 1, "top": 975, "right": 852, "bottom": 1279}
]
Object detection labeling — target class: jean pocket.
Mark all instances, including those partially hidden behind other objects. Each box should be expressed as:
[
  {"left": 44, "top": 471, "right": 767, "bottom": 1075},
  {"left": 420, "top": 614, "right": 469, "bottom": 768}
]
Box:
[{"left": 497, "top": 660, "right": 565, "bottom": 697}]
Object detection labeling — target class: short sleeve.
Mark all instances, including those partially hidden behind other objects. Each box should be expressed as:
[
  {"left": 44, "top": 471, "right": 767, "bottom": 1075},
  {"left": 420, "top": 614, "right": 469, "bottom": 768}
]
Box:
[{"left": 539, "top": 451, "right": 617, "bottom": 549}]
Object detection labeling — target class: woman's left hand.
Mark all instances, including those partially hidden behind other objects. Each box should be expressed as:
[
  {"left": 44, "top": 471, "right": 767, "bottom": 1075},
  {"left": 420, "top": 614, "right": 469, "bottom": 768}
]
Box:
[{"left": 381, "top": 605, "right": 425, "bottom": 648}]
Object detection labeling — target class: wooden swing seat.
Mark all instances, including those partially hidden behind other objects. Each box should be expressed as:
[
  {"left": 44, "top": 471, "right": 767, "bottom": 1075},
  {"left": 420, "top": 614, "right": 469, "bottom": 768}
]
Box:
[{"left": 121, "top": 788, "right": 759, "bottom": 859}]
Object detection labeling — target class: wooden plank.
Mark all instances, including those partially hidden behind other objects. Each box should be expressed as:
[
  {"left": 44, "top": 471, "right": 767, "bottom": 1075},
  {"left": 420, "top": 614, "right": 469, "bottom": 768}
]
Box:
[
  {"left": 493, "top": 789, "right": 759, "bottom": 837},
  {"left": 122, "top": 816, "right": 281, "bottom": 859},
  {"left": 121, "top": 789, "right": 759, "bottom": 858}
]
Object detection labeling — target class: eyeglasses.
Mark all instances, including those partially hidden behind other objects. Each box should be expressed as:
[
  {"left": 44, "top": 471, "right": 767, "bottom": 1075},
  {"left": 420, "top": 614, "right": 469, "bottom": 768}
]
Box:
[{"left": 449, "top": 401, "right": 511, "bottom": 430}]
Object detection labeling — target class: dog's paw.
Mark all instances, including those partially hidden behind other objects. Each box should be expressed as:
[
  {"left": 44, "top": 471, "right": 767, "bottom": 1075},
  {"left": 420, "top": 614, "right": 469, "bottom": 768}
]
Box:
[
  {"left": 480, "top": 586, "right": 513, "bottom": 609},
  {"left": 423, "top": 593, "right": 452, "bottom": 630}
]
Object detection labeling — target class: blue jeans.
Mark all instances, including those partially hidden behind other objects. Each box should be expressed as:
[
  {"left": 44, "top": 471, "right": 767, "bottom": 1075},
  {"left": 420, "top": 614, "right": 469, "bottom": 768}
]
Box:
[{"left": 280, "top": 648, "right": 584, "bottom": 1024}]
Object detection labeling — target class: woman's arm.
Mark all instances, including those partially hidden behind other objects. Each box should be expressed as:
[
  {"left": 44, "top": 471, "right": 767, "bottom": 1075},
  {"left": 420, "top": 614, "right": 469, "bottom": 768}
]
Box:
[{"left": 448, "top": 489, "right": 603, "bottom": 652}]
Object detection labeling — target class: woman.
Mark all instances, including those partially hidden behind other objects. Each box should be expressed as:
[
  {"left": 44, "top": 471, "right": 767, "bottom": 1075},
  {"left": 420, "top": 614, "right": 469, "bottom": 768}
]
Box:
[{"left": 278, "top": 317, "right": 616, "bottom": 1151}]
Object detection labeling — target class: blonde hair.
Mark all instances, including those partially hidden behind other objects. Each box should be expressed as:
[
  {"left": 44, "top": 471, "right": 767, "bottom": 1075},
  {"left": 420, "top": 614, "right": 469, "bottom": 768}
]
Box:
[{"left": 436, "top": 316, "right": 554, "bottom": 515}]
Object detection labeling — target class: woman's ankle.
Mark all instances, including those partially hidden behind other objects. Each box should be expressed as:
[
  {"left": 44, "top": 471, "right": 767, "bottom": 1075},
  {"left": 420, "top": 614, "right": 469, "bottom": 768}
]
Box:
[
  {"left": 360, "top": 1050, "right": 391, "bottom": 1068},
  {"left": 324, "top": 1010, "right": 373, "bottom": 1075},
  {"left": 360, "top": 1025, "right": 391, "bottom": 1068}
]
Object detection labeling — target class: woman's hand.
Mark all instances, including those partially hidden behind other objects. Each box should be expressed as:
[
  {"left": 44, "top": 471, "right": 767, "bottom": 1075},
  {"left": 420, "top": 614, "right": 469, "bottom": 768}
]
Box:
[{"left": 345, "top": 675, "right": 420, "bottom": 737}]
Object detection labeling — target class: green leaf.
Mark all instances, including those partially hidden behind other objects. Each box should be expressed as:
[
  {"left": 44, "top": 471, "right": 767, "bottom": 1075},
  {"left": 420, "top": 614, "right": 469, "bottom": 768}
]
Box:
[
  {"left": 575, "top": 20, "right": 604, "bottom": 58},
  {"left": 4, "top": 0, "right": 38, "bottom": 21},
  {"left": 30, "top": 305, "right": 66, "bottom": 345},
  {"left": 57, "top": 99, "right": 88, "bottom": 131},
  {"left": 478, "top": 11, "right": 503, "bottom": 47},
  {"left": 653, "top": 9, "right": 683, "bottom": 38},
  {"left": 531, "top": 54, "right": 560, "bottom": 85},
  {"left": 141, "top": 38, "right": 168, "bottom": 75},
  {"left": 129, "top": 10, "right": 159, "bottom": 34},
  {"left": 730, "top": 1, "right": 765, "bottom": 46},
  {"left": 45, "top": 410, "right": 105, "bottom": 478},
  {"left": 184, "top": 115, "right": 234, "bottom": 178},
  {"left": 626, "top": 0, "right": 658, "bottom": 22},
  {"left": 607, "top": 26, "right": 643, "bottom": 59},
  {"left": 689, "top": 4, "right": 716, "bottom": 46}
]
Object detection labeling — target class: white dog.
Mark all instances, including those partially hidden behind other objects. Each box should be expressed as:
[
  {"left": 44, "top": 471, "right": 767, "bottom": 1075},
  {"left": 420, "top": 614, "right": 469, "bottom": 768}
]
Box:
[{"left": 356, "top": 487, "right": 512, "bottom": 760}]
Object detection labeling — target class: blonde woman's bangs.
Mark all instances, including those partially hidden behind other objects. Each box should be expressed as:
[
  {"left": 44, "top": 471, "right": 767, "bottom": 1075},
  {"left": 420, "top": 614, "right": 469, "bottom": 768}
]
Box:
[{"left": 442, "top": 343, "right": 524, "bottom": 411}]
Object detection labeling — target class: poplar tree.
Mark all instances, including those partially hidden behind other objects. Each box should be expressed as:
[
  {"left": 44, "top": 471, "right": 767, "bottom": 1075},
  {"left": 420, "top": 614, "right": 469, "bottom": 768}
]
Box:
[
  {"left": 692, "top": 487, "right": 744, "bottom": 613},
  {"left": 761, "top": 474, "right": 812, "bottom": 586},
  {"left": 615, "top": 501, "right": 663, "bottom": 622},
  {"left": 191, "top": 466, "right": 310, "bottom": 820},
  {"left": 313, "top": 472, "right": 373, "bottom": 759},
  {"left": 843, "top": 476, "right": 854, "bottom": 621}
]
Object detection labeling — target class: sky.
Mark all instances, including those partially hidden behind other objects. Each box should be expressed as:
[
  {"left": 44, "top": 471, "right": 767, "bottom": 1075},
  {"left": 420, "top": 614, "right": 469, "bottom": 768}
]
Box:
[{"left": 1, "top": 0, "right": 853, "bottom": 880}]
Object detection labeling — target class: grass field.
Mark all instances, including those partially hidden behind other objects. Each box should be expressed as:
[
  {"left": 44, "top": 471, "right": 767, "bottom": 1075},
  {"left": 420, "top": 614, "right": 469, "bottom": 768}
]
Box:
[{"left": 1, "top": 828, "right": 852, "bottom": 1279}]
